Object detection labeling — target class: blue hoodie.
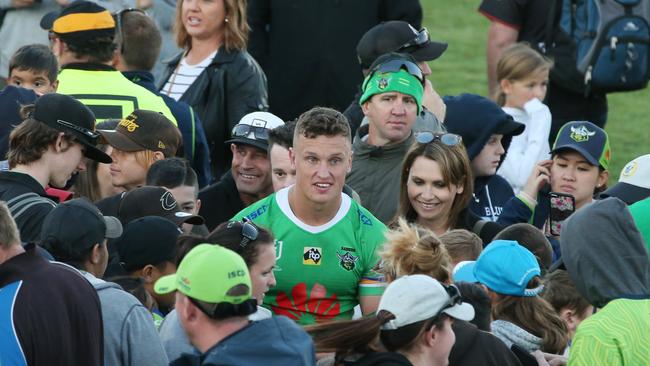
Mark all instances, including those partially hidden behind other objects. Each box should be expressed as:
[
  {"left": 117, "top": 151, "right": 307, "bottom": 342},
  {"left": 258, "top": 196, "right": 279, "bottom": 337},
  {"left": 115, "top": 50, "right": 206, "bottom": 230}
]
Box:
[{"left": 443, "top": 94, "right": 528, "bottom": 224}]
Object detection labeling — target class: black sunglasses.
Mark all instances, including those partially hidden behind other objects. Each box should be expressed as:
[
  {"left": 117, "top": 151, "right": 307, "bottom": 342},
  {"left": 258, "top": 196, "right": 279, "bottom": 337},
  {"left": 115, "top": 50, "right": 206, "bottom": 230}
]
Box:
[
  {"left": 362, "top": 59, "right": 425, "bottom": 91},
  {"left": 227, "top": 218, "right": 259, "bottom": 248},
  {"left": 231, "top": 124, "right": 271, "bottom": 141},
  {"left": 113, "top": 8, "right": 147, "bottom": 54},
  {"left": 397, "top": 27, "right": 430, "bottom": 52},
  {"left": 56, "top": 119, "right": 100, "bottom": 141},
  {"left": 415, "top": 132, "right": 462, "bottom": 146}
]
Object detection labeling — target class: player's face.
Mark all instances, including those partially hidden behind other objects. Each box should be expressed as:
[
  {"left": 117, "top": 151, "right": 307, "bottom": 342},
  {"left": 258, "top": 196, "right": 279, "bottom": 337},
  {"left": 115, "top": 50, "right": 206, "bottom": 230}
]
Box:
[
  {"left": 291, "top": 134, "right": 352, "bottom": 206},
  {"left": 269, "top": 144, "right": 296, "bottom": 191}
]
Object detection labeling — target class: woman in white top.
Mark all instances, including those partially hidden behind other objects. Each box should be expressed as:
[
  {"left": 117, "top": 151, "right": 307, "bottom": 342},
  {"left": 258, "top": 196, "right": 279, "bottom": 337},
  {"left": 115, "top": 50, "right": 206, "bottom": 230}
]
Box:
[
  {"left": 494, "top": 43, "right": 553, "bottom": 194},
  {"left": 159, "top": 0, "right": 268, "bottom": 179}
]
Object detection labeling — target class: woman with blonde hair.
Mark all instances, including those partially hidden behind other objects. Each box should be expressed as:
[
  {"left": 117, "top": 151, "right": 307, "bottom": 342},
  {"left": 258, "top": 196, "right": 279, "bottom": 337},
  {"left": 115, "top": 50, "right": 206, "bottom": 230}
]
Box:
[{"left": 159, "top": 0, "right": 267, "bottom": 178}]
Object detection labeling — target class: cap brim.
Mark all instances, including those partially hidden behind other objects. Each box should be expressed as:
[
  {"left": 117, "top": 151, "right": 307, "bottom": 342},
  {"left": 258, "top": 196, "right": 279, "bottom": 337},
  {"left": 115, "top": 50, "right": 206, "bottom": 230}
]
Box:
[
  {"left": 551, "top": 145, "right": 600, "bottom": 167},
  {"left": 225, "top": 137, "right": 268, "bottom": 151},
  {"left": 601, "top": 182, "right": 649, "bottom": 205},
  {"left": 168, "top": 211, "right": 205, "bottom": 226},
  {"left": 98, "top": 129, "right": 144, "bottom": 152},
  {"left": 443, "top": 302, "right": 475, "bottom": 321},
  {"left": 154, "top": 274, "right": 178, "bottom": 295},
  {"left": 83, "top": 144, "right": 112, "bottom": 164},
  {"left": 410, "top": 41, "right": 449, "bottom": 62},
  {"left": 495, "top": 119, "right": 525, "bottom": 137},
  {"left": 40, "top": 10, "right": 60, "bottom": 30},
  {"left": 452, "top": 261, "right": 477, "bottom": 283},
  {"left": 103, "top": 216, "right": 123, "bottom": 239}
]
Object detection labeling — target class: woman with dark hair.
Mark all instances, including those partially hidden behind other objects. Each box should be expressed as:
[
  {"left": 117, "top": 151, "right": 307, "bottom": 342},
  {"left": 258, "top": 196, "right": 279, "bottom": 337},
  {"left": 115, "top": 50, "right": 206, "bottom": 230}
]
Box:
[
  {"left": 308, "top": 275, "right": 474, "bottom": 366},
  {"left": 159, "top": 0, "right": 268, "bottom": 179},
  {"left": 158, "top": 218, "right": 276, "bottom": 362}
]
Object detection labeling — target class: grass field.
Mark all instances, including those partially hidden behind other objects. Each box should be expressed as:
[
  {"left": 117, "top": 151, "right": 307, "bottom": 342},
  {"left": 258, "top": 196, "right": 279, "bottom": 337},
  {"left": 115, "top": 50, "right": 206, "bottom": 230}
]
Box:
[{"left": 420, "top": 0, "right": 650, "bottom": 184}]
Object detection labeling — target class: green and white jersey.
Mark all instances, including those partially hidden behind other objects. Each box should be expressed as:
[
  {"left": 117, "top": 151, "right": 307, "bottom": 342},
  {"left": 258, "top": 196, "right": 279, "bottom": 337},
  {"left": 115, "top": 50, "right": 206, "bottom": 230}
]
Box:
[{"left": 233, "top": 187, "right": 387, "bottom": 325}]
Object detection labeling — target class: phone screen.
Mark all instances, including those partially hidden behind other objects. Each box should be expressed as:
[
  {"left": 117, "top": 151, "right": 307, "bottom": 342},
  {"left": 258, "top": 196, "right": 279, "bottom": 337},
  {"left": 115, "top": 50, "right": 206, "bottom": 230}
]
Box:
[{"left": 549, "top": 193, "right": 575, "bottom": 236}]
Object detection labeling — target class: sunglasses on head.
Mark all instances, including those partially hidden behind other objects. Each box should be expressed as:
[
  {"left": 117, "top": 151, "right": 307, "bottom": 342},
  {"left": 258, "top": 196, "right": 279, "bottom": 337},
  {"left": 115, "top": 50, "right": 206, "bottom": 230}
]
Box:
[
  {"left": 56, "top": 119, "right": 100, "bottom": 142},
  {"left": 362, "top": 59, "right": 425, "bottom": 91},
  {"left": 227, "top": 218, "right": 259, "bottom": 248},
  {"left": 396, "top": 27, "right": 430, "bottom": 52},
  {"left": 415, "top": 132, "right": 462, "bottom": 146},
  {"left": 113, "top": 8, "right": 147, "bottom": 54},
  {"left": 231, "top": 123, "right": 271, "bottom": 142}
]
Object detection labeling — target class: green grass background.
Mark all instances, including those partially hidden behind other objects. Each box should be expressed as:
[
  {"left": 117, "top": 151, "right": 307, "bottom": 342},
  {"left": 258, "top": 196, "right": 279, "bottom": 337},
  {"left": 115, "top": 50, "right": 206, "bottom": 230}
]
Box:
[{"left": 420, "top": 0, "right": 650, "bottom": 184}]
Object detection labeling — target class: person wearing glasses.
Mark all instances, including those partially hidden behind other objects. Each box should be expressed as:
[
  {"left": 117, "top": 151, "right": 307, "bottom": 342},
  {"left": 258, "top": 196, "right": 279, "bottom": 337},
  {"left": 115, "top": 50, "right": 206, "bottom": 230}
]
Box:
[
  {"left": 0, "top": 93, "right": 112, "bottom": 242},
  {"left": 232, "top": 107, "right": 386, "bottom": 325},
  {"left": 199, "top": 111, "right": 284, "bottom": 231},
  {"left": 155, "top": 243, "right": 315, "bottom": 365},
  {"left": 39, "top": 1, "right": 177, "bottom": 124},
  {"left": 345, "top": 21, "right": 448, "bottom": 136},
  {"left": 307, "top": 274, "right": 474, "bottom": 366},
  {"left": 346, "top": 52, "right": 426, "bottom": 224}
]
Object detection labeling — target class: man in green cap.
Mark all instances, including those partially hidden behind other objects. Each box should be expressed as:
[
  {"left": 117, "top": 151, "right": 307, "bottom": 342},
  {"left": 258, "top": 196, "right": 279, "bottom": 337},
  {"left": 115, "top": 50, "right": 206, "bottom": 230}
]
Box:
[
  {"left": 155, "top": 244, "right": 315, "bottom": 364},
  {"left": 346, "top": 53, "right": 425, "bottom": 223}
]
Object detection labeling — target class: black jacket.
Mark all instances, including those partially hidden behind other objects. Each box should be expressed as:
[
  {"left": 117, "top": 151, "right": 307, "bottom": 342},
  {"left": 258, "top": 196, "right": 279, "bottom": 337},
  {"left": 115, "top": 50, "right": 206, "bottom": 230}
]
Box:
[
  {"left": 247, "top": 0, "right": 422, "bottom": 121},
  {"left": 0, "top": 171, "right": 58, "bottom": 243},
  {"left": 449, "top": 320, "right": 522, "bottom": 366},
  {"left": 198, "top": 172, "right": 245, "bottom": 231},
  {"left": 158, "top": 48, "right": 268, "bottom": 180},
  {"left": 344, "top": 352, "right": 413, "bottom": 366}
]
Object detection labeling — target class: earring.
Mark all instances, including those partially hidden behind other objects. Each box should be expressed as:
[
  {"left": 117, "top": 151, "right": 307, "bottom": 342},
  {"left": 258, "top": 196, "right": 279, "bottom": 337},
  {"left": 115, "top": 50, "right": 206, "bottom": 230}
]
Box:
[{"left": 225, "top": 17, "right": 229, "bottom": 23}]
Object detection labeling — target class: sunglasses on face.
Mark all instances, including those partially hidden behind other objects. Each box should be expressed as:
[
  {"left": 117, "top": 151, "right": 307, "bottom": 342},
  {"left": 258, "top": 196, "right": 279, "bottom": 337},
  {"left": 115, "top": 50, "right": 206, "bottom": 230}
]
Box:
[
  {"left": 415, "top": 132, "right": 462, "bottom": 146},
  {"left": 113, "top": 8, "right": 147, "bottom": 53},
  {"left": 397, "top": 27, "right": 431, "bottom": 52},
  {"left": 362, "top": 59, "right": 425, "bottom": 91}
]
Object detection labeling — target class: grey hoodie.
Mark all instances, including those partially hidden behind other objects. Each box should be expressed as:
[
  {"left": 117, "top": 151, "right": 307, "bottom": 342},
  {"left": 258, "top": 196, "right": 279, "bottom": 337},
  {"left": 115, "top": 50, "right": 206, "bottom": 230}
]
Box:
[
  {"left": 82, "top": 272, "right": 168, "bottom": 366},
  {"left": 560, "top": 197, "right": 650, "bottom": 308}
]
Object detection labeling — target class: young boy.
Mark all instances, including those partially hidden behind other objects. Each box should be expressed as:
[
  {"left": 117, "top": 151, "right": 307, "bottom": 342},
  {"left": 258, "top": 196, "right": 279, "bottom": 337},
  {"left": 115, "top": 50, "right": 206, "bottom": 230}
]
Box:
[{"left": 7, "top": 44, "right": 59, "bottom": 95}]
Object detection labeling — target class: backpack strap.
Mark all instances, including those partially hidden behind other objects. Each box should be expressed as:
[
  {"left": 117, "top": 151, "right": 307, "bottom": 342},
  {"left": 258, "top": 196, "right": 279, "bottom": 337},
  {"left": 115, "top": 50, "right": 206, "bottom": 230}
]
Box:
[{"left": 6, "top": 192, "right": 57, "bottom": 220}]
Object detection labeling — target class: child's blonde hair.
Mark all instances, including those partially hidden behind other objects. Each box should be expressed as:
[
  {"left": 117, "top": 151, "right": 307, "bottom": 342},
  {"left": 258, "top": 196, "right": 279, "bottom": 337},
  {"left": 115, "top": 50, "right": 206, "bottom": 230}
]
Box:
[{"left": 494, "top": 43, "right": 553, "bottom": 106}]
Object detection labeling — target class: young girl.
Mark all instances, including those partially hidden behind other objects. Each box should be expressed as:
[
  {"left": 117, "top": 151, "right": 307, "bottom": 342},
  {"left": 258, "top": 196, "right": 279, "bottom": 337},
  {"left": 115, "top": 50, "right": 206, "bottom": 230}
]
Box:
[{"left": 495, "top": 43, "right": 554, "bottom": 194}]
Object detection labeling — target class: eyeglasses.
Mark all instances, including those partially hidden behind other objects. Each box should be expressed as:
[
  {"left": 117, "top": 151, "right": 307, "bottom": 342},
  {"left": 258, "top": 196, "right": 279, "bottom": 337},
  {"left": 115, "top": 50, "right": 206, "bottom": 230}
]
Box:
[
  {"left": 113, "top": 8, "right": 147, "bottom": 54},
  {"left": 227, "top": 218, "right": 259, "bottom": 248},
  {"left": 415, "top": 132, "right": 462, "bottom": 146},
  {"left": 396, "top": 27, "right": 431, "bottom": 52},
  {"left": 56, "top": 119, "right": 100, "bottom": 141},
  {"left": 362, "top": 59, "right": 425, "bottom": 91},
  {"left": 231, "top": 124, "right": 270, "bottom": 141}
]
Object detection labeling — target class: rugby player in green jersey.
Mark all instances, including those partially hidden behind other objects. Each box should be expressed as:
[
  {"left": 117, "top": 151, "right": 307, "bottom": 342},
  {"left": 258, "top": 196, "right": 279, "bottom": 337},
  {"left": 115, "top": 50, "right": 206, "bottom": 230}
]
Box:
[{"left": 234, "top": 107, "right": 387, "bottom": 325}]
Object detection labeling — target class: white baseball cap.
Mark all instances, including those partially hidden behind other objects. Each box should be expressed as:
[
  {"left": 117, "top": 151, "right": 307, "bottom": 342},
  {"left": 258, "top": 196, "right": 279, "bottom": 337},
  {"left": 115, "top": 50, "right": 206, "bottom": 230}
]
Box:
[
  {"left": 601, "top": 154, "right": 650, "bottom": 205},
  {"left": 225, "top": 111, "right": 284, "bottom": 151},
  {"left": 378, "top": 274, "right": 474, "bottom": 330}
]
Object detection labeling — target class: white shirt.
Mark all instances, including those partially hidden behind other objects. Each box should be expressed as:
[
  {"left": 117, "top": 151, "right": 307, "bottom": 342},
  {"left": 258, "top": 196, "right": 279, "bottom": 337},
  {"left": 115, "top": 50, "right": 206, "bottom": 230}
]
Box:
[{"left": 161, "top": 50, "right": 217, "bottom": 101}]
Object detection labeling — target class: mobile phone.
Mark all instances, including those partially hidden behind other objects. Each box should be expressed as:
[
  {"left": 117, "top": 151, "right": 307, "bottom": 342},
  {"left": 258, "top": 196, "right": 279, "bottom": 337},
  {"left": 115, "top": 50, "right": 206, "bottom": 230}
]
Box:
[{"left": 549, "top": 192, "right": 575, "bottom": 236}]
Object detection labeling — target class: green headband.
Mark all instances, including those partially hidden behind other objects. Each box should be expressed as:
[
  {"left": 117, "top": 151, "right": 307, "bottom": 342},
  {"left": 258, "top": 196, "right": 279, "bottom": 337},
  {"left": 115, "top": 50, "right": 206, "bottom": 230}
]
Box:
[{"left": 360, "top": 69, "right": 424, "bottom": 113}]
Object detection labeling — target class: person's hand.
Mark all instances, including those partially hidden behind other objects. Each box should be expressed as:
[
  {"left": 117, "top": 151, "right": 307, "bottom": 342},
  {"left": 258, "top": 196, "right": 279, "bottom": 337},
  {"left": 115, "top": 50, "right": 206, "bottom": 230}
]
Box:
[
  {"left": 532, "top": 351, "right": 568, "bottom": 366},
  {"left": 422, "top": 79, "right": 446, "bottom": 122},
  {"left": 522, "top": 159, "right": 552, "bottom": 200},
  {"left": 11, "top": 0, "right": 35, "bottom": 8}
]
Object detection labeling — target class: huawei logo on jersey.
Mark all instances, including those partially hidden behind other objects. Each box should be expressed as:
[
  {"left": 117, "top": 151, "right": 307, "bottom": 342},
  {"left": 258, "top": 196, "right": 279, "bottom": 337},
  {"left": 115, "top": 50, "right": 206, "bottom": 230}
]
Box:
[{"left": 160, "top": 191, "right": 177, "bottom": 211}]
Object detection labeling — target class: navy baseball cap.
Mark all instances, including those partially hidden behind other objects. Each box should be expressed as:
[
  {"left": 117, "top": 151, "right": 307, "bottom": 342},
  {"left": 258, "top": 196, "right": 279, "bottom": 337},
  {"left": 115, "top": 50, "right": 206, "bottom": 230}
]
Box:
[
  {"left": 116, "top": 216, "right": 181, "bottom": 271},
  {"left": 473, "top": 240, "right": 544, "bottom": 297},
  {"left": 552, "top": 121, "right": 611, "bottom": 170}
]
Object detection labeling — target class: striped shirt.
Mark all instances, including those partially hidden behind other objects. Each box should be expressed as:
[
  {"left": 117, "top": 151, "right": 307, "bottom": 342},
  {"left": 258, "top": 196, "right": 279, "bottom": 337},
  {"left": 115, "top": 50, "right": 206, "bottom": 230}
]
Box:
[{"left": 161, "top": 50, "right": 217, "bottom": 101}]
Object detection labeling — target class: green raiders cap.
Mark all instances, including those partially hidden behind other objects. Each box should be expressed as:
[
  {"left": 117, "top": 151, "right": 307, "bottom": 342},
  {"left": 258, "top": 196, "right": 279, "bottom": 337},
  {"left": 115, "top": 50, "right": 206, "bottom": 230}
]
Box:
[
  {"left": 360, "top": 69, "right": 424, "bottom": 113},
  {"left": 552, "top": 121, "right": 611, "bottom": 170},
  {"left": 154, "top": 244, "right": 252, "bottom": 305}
]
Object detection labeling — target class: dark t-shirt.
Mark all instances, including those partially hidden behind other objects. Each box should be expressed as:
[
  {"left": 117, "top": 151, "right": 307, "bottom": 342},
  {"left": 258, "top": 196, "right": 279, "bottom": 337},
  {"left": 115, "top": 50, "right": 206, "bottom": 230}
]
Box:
[
  {"left": 479, "top": 0, "right": 552, "bottom": 47},
  {"left": 198, "top": 172, "right": 245, "bottom": 231}
]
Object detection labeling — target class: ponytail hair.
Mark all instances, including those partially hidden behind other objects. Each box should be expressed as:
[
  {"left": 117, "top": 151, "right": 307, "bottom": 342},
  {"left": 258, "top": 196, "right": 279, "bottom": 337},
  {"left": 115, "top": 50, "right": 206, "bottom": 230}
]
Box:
[
  {"left": 494, "top": 42, "right": 553, "bottom": 106},
  {"left": 491, "top": 277, "right": 569, "bottom": 353},
  {"left": 380, "top": 218, "right": 452, "bottom": 283}
]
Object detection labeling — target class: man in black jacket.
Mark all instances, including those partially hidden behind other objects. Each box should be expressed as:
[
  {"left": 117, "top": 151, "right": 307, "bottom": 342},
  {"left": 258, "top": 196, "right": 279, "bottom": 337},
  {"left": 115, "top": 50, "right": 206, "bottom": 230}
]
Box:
[
  {"left": 247, "top": 0, "right": 422, "bottom": 121},
  {"left": 199, "top": 111, "right": 284, "bottom": 230}
]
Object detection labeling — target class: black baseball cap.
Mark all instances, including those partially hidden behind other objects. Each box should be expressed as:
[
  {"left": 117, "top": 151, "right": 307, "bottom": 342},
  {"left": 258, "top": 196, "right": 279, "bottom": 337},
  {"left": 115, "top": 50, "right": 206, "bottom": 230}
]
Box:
[
  {"left": 357, "top": 21, "right": 448, "bottom": 69},
  {"left": 98, "top": 110, "right": 181, "bottom": 158},
  {"left": 116, "top": 216, "right": 181, "bottom": 271},
  {"left": 117, "top": 186, "right": 204, "bottom": 226},
  {"left": 33, "top": 93, "right": 112, "bottom": 163},
  {"left": 40, "top": 0, "right": 115, "bottom": 38},
  {"left": 41, "top": 198, "right": 123, "bottom": 257}
]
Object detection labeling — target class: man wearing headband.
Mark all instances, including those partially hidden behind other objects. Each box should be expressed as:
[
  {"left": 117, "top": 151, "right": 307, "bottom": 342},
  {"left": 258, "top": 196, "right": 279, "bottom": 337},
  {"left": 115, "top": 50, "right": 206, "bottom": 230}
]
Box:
[
  {"left": 346, "top": 53, "right": 425, "bottom": 223},
  {"left": 0, "top": 93, "right": 112, "bottom": 242},
  {"left": 40, "top": 1, "right": 176, "bottom": 124}
]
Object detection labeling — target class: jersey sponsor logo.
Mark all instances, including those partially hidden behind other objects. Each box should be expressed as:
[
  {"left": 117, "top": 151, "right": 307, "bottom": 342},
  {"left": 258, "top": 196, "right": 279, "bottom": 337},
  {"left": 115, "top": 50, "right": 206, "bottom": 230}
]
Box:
[
  {"left": 303, "top": 247, "right": 322, "bottom": 265},
  {"left": 246, "top": 204, "right": 269, "bottom": 220},
  {"left": 336, "top": 248, "right": 359, "bottom": 271},
  {"left": 358, "top": 209, "right": 372, "bottom": 226}
]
